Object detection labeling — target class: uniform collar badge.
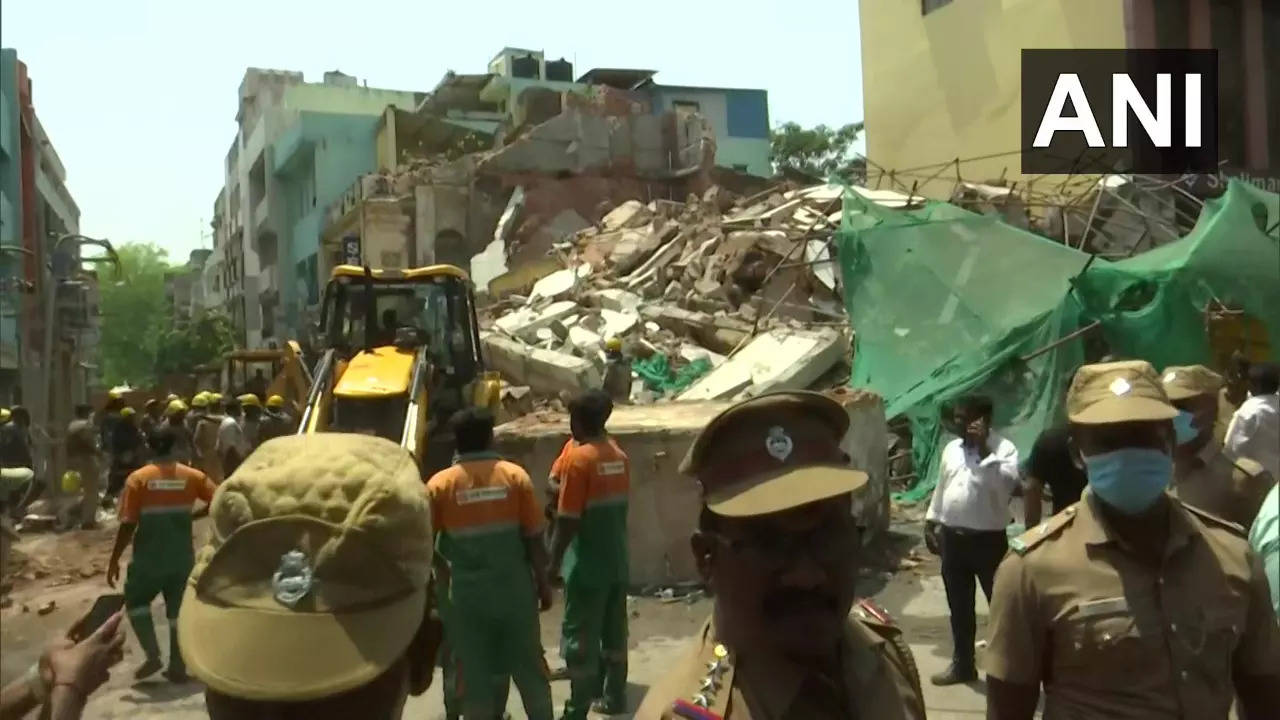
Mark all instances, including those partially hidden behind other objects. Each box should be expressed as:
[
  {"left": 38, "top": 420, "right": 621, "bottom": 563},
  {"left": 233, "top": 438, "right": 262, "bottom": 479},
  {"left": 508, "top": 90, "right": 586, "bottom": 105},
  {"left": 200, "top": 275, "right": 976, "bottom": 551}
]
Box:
[
  {"left": 271, "top": 549, "right": 314, "bottom": 607},
  {"left": 765, "top": 427, "right": 793, "bottom": 462},
  {"left": 1109, "top": 377, "right": 1132, "bottom": 396}
]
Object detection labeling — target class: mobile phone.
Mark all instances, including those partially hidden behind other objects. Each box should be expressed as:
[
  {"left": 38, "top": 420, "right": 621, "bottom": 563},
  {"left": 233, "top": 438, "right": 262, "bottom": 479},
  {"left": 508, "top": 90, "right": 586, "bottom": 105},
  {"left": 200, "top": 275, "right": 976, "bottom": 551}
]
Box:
[{"left": 70, "top": 593, "right": 125, "bottom": 642}]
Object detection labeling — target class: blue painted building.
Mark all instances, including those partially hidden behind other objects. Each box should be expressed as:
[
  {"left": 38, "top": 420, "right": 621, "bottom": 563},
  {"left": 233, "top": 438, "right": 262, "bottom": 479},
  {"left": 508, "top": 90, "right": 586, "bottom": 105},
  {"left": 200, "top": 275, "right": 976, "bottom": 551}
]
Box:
[
  {"left": 646, "top": 84, "right": 771, "bottom": 176},
  {"left": 271, "top": 111, "right": 389, "bottom": 333}
]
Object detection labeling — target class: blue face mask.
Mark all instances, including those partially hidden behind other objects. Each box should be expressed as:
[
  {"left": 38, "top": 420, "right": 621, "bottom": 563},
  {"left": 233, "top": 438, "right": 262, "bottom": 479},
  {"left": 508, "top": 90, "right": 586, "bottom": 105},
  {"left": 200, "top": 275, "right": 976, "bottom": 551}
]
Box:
[
  {"left": 1083, "top": 448, "right": 1172, "bottom": 514},
  {"left": 1173, "top": 411, "right": 1198, "bottom": 446}
]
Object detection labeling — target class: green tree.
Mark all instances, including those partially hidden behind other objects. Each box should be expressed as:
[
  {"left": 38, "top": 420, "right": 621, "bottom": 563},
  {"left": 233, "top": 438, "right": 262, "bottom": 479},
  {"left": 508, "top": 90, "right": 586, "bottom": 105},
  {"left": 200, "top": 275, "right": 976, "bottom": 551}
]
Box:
[
  {"left": 98, "top": 243, "right": 171, "bottom": 387},
  {"left": 154, "top": 310, "right": 236, "bottom": 377},
  {"left": 770, "top": 122, "right": 866, "bottom": 181},
  {"left": 98, "top": 243, "right": 237, "bottom": 387}
]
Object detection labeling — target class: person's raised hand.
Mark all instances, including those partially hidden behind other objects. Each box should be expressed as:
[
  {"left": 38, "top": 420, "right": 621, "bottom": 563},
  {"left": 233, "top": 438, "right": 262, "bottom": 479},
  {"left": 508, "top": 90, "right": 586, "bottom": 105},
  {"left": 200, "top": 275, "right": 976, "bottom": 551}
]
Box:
[{"left": 105, "top": 559, "right": 120, "bottom": 589}]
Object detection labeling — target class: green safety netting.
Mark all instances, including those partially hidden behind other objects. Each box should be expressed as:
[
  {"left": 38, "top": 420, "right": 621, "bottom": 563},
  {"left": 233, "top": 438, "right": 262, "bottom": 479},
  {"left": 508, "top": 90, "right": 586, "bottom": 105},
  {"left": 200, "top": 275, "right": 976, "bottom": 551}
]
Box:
[
  {"left": 631, "top": 354, "right": 712, "bottom": 395},
  {"left": 836, "top": 179, "right": 1278, "bottom": 505},
  {"left": 1071, "top": 180, "right": 1280, "bottom": 369}
]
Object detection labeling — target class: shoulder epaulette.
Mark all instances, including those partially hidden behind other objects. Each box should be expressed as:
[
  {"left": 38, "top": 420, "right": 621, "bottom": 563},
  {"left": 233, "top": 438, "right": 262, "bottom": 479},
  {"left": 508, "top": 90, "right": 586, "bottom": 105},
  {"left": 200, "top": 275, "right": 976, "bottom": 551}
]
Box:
[
  {"left": 1230, "top": 456, "right": 1271, "bottom": 480},
  {"left": 1178, "top": 500, "right": 1247, "bottom": 536},
  {"left": 852, "top": 598, "right": 899, "bottom": 634},
  {"left": 1009, "top": 504, "right": 1077, "bottom": 555}
]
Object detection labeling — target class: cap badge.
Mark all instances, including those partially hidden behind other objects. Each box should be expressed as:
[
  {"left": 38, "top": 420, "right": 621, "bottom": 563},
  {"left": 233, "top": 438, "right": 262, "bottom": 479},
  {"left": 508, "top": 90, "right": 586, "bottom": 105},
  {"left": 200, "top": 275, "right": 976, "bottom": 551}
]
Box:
[
  {"left": 765, "top": 426, "right": 793, "bottom": 462},
  {"left": 1163, "top": 372, "right": 1177, "bottom": 383},
  {"left": 1109, "top": 378, "right": 1132, "bottom": 396},
  {"left": 272, "top": 549, "right": 314, "bottom": 608}
]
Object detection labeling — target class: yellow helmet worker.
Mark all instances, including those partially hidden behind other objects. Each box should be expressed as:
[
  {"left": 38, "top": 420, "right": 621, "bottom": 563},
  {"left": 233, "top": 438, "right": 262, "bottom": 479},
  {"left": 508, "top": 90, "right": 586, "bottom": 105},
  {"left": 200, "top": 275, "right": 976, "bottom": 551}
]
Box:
[
  {"left": 191, "top": 393, "right": 210, "bottom": 409},
  {"left": 0, "top": 408, "right": 10, "bottom": 424},
  {"left": 120, "top": 407, "right": 137, "bottom": 419},
  {"left": 165, "top": 399, "right": 188, "bottom": 417},
  {"left": 266, "top": 395, "right": 285, "bottom": 410},
  {"left": 604, "top": 337, "right": 623, "bottom": 353},
  {"left": 238, "top": 394, "right": 262, "bottom": 409}
]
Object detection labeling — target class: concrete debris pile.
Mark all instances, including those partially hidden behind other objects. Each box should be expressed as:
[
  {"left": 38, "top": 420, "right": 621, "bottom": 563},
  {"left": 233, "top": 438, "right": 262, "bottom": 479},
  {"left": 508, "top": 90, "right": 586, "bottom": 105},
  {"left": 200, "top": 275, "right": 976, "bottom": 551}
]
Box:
[{"left": 480, "top": 183, "right": 868, "bottom": 405}]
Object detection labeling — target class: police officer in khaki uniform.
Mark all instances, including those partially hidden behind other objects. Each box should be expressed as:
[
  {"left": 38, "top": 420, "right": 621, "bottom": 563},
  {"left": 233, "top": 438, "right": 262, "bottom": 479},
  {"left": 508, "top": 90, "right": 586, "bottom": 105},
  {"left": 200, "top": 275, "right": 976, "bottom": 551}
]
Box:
[
  {"left": 986, "top": 361, "right": 1280, "bottom": 720},
  {"left": 1163, "top": 364, "right": 1275, "bottom": 526},
  {"left": 636, "top": 390, "right": 926, "bottom": 720}
]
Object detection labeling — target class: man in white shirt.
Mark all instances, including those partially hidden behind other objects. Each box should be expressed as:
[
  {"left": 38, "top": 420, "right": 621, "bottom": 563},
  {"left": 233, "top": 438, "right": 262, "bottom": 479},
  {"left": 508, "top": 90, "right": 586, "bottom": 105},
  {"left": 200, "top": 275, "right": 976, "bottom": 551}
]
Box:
[
  {"left": 216, "top": 397, "right": 251, "bottom": 478},
  {"left": 924, "top": 394, "right": 1020, "bottom": 686},
  {"left": 1224, "top": 362, "right": 1279, "bottom": 480}
]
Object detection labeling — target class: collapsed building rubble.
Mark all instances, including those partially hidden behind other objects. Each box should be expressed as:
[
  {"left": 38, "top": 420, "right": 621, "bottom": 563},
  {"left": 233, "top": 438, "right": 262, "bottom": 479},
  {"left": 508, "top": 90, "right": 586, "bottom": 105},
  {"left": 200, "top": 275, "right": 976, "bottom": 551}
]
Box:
[{"left": 477, "top": 181, "right": 916, "bottom": 405}]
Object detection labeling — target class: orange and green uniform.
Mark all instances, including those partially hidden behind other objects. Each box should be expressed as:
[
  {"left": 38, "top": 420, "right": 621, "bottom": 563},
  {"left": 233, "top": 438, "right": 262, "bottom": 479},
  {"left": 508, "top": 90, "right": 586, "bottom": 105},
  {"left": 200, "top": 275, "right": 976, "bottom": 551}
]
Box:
[
  {"left": 118, "top": 462, "right": 215, "bottom": 672},
  {"left": 427, "top": 452, "right": 552, "bottom": 720},
  {"left": 557, "top": 438, "right": 630, "bottom": 720}
]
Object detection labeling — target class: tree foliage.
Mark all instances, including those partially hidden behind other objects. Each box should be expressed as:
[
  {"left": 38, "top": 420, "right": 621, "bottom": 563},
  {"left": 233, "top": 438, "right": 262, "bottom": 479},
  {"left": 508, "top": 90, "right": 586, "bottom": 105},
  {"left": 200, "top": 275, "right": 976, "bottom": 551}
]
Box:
[
  {"left": 98, "top": 242, "right": 235, "bottom": 387},
  {"left": 154, "top": 311, "right": 237, "bottom": 377},
  {"left": 770, "top": 122, "right": 866, "bottom": 181},
  {"left": 98, "top": 243, "right": 171, "bottom": 387}
]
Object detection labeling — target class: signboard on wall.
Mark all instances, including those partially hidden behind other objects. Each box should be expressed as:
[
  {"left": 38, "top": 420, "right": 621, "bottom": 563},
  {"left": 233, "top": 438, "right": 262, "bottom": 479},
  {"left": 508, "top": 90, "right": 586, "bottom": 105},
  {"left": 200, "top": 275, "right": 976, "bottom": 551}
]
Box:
[{"left": 341, "top": 236, "right": 361, "bottom": 266}]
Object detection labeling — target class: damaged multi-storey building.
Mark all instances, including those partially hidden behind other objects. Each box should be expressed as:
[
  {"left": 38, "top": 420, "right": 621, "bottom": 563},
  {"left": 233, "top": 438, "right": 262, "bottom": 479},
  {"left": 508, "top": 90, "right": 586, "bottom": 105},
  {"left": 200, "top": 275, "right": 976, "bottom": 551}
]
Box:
[{"left": 315, "top": 48, "right": 772, "bottom": 324}]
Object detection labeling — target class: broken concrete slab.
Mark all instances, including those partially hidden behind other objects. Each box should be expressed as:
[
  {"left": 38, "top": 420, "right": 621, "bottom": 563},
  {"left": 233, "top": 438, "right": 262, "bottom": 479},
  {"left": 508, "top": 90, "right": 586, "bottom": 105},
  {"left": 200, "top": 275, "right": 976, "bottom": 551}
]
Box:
[
  {"left": 528, "top": 264, "right": 591, "bottom": 302},
  {"left": 742, "top": 328, "right": 845, "bottom": 397},
  {"left": 595, "top": 288, "right": 642, "bottom": 312},
  {"left": 677, "top": 328, "right": 844, "bottom": 401},
  {"left": 601, "top": 199, "right": 653, "bottom": 231},
  {"left": 679, "top": 344, "right": 727, "bottom": 368},
  {"left": 610, "top": 222, "right": 679, "bottom": 275},
  {"left": 482, "top": 333, "right": 603, "bottom": 396},
  {"left": 640, "top": 304, "right": 714, "bottom": 337},
  {"left": 600, "top": 308, "right": 640, "bottom": 338},
  {"left": 568, "top": 325, "right": 604, "bottom": 354},
  {"left": 493, "top": 300, "right": 580, "bottom": 339}
]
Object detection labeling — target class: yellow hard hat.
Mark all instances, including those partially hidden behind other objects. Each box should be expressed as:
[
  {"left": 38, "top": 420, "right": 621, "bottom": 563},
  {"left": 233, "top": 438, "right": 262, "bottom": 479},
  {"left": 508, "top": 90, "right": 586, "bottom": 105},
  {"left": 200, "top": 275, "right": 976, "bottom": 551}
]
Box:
[
  {"left": 120, "top": 407, "right": 137, "bottom": 418},
  {"left": 0, "top": 408, "right": 10, "bottom": 423},
  {"left": 238, "top": 393, "right": 262, "bottom": 408},
  {"left": 165, "top": 399, "right": 188, "bottom": 416},
  {"left": 266, "top": 395, "right": 285, "bottom": 409},
  {"left": 166, "top": 393, "right": 179, "bottom": 403},
  {"left": 605, "top": 336, "right": 623, "bottom": 352},
  {"left": 108, "top": 388, "right": 125, "bottom": 400},
  {"left": 61, "top": 470, "right": 81, "bottom": 494},
  {"left": 191, "top": 393, "right": 210, "bottom": 408}
]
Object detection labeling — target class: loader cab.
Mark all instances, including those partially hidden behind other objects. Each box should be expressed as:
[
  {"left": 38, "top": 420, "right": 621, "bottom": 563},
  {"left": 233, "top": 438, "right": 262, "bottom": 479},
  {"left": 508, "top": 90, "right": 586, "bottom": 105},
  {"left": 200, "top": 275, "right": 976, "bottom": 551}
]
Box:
[
  {"left": 306, "top": 265, "right": 493, "bottom": 472},
  {"left": 318, "top": 266, "right": 483, "bottom": 386}
]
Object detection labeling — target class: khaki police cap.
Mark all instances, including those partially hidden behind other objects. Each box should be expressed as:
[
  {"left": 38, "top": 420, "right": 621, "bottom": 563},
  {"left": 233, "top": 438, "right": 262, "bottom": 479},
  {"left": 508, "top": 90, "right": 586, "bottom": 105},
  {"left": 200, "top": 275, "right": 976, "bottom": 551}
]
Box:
[
  {"left": 679, "top": 390, "right": 867, "bottom": 517},
  {"left": 1067, "top": 360, "right": 1179, "bottom": 424},
  {"left": 179, "top": 434, "right": 432, "bottom": 702},
  {"left": 1161, "top": 364, "right": 1224, "bottom": 400}
]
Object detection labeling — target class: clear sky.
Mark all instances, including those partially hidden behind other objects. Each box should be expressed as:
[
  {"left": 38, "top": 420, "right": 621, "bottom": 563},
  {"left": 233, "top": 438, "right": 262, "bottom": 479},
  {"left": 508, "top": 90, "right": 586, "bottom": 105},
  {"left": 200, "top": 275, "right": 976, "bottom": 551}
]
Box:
[{"left": 2, "top": 0, "right": 864, "bottom": 261}]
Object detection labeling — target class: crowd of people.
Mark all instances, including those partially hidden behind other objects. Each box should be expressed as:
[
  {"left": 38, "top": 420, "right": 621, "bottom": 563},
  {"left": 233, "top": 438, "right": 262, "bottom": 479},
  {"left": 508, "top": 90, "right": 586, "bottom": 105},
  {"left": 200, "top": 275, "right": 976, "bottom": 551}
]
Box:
[
  {"left": 925, "top": 359, "right": 1280, "bottom": 719},
  {"left": 0, "top": 355, "right": 1277, "bottom": 720},
  {"left": 58, "top": 389, "right": 296, "bottom": 526}
]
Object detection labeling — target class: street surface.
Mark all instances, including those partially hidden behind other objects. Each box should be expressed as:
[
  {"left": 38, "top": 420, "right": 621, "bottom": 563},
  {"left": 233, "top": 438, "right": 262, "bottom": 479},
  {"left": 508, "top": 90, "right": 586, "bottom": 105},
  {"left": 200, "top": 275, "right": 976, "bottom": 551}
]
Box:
[{"left": 2, "top": 517, "right": 1002, "bottom": 719}]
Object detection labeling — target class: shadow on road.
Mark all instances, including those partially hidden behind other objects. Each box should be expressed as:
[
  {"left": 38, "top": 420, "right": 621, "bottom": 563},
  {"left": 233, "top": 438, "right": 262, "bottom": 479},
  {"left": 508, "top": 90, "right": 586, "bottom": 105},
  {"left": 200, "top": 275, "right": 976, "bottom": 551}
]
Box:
[{"left": 121, "top": 680, "right": 204, "bottom": 705}]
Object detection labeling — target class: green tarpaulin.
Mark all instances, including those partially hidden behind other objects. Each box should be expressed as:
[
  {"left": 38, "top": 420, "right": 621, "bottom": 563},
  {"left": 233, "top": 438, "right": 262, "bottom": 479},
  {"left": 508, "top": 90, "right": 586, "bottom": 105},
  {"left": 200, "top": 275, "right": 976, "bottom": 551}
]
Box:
[{"left": 836, "top": 180, "right": 1279, "bottom": 504}]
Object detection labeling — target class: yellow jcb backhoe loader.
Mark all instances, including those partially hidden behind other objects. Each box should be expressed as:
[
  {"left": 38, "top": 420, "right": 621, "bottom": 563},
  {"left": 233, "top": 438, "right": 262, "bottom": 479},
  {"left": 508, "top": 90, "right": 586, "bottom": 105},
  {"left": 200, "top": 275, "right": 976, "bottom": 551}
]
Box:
[{"left": 297, "top": 264, "right": 501, "bottom": 475}]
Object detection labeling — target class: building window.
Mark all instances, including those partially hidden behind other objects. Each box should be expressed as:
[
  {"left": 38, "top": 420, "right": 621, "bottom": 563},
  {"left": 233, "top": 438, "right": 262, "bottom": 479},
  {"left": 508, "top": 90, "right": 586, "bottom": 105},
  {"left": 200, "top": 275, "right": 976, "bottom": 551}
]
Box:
[
  {"left": 922, "top": 0, "right": 953, "bottom": 15},
  {"left": 672, "top": 100, "right": 701, "bottom": 112}
]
